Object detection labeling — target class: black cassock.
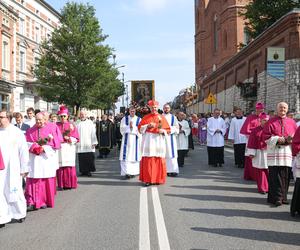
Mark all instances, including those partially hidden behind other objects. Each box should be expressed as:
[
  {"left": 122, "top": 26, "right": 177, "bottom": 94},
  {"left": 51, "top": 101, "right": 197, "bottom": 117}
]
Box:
[
  {"left": 115, "top": 120, "right": 122, "bottom": 150},
  {"left": 96, "top": 120, "right": 114, "bottom": 157}
]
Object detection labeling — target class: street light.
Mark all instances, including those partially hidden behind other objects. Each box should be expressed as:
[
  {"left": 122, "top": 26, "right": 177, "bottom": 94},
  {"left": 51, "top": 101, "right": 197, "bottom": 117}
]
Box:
[{"left": 116, "top": 65, "right": 126, "bottom": 70}]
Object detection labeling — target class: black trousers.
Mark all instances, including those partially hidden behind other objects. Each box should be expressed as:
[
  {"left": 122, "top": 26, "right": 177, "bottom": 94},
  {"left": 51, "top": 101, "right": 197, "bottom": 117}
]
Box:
[
  {"left": 268, "top": 166, "right": 290, "bottom": 204},
  {"left": 207, "top": 146, "right": 224, "bottom": 165},
  {"left": 233, "top": 143, "right": 246, "bottom": 166},
  {"left": 99, "top": 148, "right": 110, "bottom": 156},
  {"left": 291, "top": 178, "right": 300, "bottom": 215},
  {"left": 177, "top": 150, "right": 188, "bottom": 167},
  {"left": 78, "top": 152, "right": 96, "bottom": 174}
]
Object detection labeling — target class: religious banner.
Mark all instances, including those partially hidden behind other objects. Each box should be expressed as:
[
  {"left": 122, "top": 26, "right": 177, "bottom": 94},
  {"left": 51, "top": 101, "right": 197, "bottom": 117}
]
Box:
[{"left": 131, "top": 80, "right": 155, "bottom": 107}]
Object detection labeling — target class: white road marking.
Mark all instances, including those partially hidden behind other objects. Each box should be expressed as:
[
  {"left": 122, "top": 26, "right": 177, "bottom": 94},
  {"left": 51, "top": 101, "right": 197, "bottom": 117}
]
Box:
[
  {"left": 152, "top": 187, "right": 171, "bottom": 250},
  {"left": 139, "top": 188, "right": 150, "bottom": 250},
  {"left": 224, "top": 148, "right": 234, "bottom": 154}
]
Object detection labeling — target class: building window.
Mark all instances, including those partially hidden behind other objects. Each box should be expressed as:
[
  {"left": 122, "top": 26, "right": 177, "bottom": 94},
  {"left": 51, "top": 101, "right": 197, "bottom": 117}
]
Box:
[
  {"left": 2, "top": 17, "right": 9, "bottom": 27},
  {"left": 19, "top": 18, "right": 25, "bottom": 35},
  {"left": 0, "top": 94, "right": 9, "bottom": 111},
  {"left": 213, "top": 14, "right": 218, "bottom": 52},
  {"left": 19, "top": 50, "right": 26, "bottom": 72},
  {"left": 35, "top": 26, "right": 40, "bottom": 43},
  {"left": 244, "top": 27, "right": 250, "bottom": 45},
  {"left": 20, "top": 94, "right": 25, "bottom": 112},
  {"left": 2, "top": 40, "right": 9, "bottom": 70}
]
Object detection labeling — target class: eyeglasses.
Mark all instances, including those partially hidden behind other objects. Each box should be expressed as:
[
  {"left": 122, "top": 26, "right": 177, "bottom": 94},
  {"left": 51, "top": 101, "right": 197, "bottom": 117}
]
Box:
[{"left": 60, "top": 115, "right": 67, "bottom": 117}]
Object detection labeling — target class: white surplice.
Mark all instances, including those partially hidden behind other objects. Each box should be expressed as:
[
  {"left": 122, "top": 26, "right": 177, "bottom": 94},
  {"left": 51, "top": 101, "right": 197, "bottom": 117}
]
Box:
[
  {"left": 207, "top": 117, "right": 227, "bottom": 147},
  {"left": 24, "top": 118, "right": 36, "bottom": 128},
  {"left": 228, "top": 117, "right": 247, "bottom": 144},
  {"left": 76, "top": 119, "right": 98, "bottom": 153},
  {"left": 0, "top": 125, "right": 29, "bottom": 224},
  {"left": 119, "top": 115, "right": 141, "bottom": 176},
  {"left": 163, "top": 113, "right": 179, "bottom": 173},
  {"left": 177, "top": 120, "right": 190, "bottom": 150},
  {"left": 27, "top": 144, "right": 59, "bottom": 178}
]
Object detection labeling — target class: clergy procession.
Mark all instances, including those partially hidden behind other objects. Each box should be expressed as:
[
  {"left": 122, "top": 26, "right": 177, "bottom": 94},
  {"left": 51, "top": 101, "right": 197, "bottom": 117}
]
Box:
[{"left": 2, "top": 99, "right": 300, "bottom": 232}]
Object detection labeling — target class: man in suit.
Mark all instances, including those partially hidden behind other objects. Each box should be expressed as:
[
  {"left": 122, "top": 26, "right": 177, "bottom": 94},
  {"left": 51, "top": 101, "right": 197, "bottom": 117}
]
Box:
[{"left": 15, "top": 112, "right": 30, "bottom": 134}]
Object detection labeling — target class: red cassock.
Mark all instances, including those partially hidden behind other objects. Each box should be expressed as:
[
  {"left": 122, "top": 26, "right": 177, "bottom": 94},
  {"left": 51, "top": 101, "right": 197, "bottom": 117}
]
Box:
[
  {"left": 0, "top": 147, "right": 4, "bottom": 170},
  {"left": 292, "top": 126, "right": 300, "bottom": 157},
  {"left": 248, "top": 126, "right": 269, "bottom": 193},
  {"left": 240, "top": 114, "right": 261, "bottom": 181},
  {"left": 138, "top": 113, "right": 170, "bottom": 184},
  {"left": 248, "top": 126, "right": 266, "bottom": 150}
]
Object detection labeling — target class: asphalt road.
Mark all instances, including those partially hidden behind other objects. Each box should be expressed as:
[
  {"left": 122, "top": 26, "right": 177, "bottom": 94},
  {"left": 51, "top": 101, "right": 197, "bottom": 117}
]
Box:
[{"left": 1, "top": 145, "right": 300, "bottom": 250}]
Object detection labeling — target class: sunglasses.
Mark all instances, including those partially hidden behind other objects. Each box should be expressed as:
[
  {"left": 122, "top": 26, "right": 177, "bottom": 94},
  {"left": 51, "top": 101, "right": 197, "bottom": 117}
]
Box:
[{"left": 60, "top": 115, "right": 67, "bottom": 117}]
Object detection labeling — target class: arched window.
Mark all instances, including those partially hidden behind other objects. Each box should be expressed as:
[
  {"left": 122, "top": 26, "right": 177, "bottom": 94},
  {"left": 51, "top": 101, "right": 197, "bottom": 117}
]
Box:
[
  {"left": 243, "top": 27, "right": 250, "bottom": 45},
  {"left": 213, "top": 14, "right": 218, "bottom": 52}
]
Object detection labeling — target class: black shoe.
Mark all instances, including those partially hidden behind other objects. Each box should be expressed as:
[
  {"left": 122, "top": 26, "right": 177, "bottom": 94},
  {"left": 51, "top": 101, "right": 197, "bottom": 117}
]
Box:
[
  {"left": 144, "top": 183, "right": 150, "bottom": 187},
  {"left": 17, "top": 218, "right": 26, "bottom": 223},
  {"left": 259, "top": 191, "right": 266, "bottom": 195},
  {"left": 291, "top": 211, "right": 296, "bottom": 217},
  {"left": 130, "top": 175, "right": 135, "bottom": 178},
  {"left": 0, "top": 224, "right": 5, "bottom": 228},
  {"left": 282, "top": 200, "right": 290, "bottom": 205},
  {"left": 87, "top": 172, "right": 92, "bottom": 177},
  {"left": 167, "top": 173, "right": 171, "bottom": 177},
  {"left": 218, "top": 164, "right": 223, "bottom": 167},
  {"left": 173, "top": 173, "right": 178, "bottom": 177},
  {"left": 97, "top": 155, "right": 103, "bottom": 159},
  {"left": 213, "top": 164, "right": 218, "bottom": 167},
  {"left": 40, "top": 205, "right": 47, "bottom": 209},
  {"left": 27, "top": 205, "right": 35, "bottom": 212},
  {"left": 275, "top": 200, "right": 282, "bottom": 207},
  {"left": 57, "top": 187, "right": 63, "bottom": 191}
]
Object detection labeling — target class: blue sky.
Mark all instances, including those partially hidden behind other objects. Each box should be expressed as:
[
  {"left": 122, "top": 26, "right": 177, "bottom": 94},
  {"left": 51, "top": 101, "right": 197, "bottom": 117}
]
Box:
[{"left": 46, "top": 0, "right": 195, "bottom": 109}]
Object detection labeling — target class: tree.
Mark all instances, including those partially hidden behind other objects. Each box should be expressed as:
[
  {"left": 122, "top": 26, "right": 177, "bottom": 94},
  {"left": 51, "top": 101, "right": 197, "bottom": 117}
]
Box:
[
  {"left": 34, "top": 2, "right": 123, "bottom": 114},
  {"left": 241, "top": 0, "right": 300, "bottom": 39}
]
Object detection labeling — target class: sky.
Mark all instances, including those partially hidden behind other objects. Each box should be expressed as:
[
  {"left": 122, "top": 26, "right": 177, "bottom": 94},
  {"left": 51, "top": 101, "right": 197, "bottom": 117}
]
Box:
[{"left": 46, "top": 0, "right": 195, "bottom": 110}]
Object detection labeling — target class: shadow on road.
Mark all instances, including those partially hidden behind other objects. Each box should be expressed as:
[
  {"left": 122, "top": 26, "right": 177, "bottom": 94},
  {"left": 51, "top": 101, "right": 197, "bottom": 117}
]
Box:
[
  {"left": 165, "top": 193, "right": 266, "bottom": 205},
  {"left": 180, "top": 208, "right": 297, "bottom": 222},
  {"left": 191, "top": 227, "right": 300, "bottom": 246},
  {"left": 171, "top": 185, "right": 257, "bottom": 193}
]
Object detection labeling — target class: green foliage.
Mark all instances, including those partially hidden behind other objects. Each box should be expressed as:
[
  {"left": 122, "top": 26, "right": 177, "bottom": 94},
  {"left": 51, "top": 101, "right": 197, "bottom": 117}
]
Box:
[
  {"left": 241, "top": 0, "right": 300, "bottom": 39},
  {"left": 34, "top": 2, "right": 123, "bottom": 114}
]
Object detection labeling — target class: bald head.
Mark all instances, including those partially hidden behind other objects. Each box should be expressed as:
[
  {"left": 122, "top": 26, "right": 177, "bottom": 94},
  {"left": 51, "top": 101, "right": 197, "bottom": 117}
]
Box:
[
  {"left": 35, "top": 112, "right": 46, "bottom": 128},
  {"left": 277, "top": 102, "right": 288, "bottom": 117}
]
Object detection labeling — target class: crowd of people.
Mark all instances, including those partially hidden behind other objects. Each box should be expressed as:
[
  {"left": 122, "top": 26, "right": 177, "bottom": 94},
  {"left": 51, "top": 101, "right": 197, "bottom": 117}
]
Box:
[
  {"left": 2, "top": 99, "right": 300, "bottom": 230},
  {"left": 188, "top": 101, "right": 300, "bottom": 217}
]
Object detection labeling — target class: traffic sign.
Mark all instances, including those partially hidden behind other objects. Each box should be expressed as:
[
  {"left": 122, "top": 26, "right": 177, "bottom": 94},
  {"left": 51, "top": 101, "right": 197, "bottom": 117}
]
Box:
[{"left": 205, "top": 92, "right": 217, "bottom": 104}]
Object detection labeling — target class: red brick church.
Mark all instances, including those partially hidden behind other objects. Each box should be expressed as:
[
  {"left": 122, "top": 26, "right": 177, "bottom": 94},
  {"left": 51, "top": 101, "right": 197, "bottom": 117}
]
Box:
[{"left": 194, "top": 0, "right": 300, "bottom": 113}]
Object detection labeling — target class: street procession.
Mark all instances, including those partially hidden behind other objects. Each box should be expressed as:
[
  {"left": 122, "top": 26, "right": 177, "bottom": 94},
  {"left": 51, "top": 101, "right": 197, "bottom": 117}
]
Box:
[{"left": 2, "top": 0, "right": 300, "bottom": 250}]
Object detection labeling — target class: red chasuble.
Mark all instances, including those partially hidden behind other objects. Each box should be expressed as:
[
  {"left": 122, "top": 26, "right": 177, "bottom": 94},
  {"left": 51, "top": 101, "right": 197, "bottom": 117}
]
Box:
[{"left": 138, "top": 113, "right": 170, "bottom": 184}]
